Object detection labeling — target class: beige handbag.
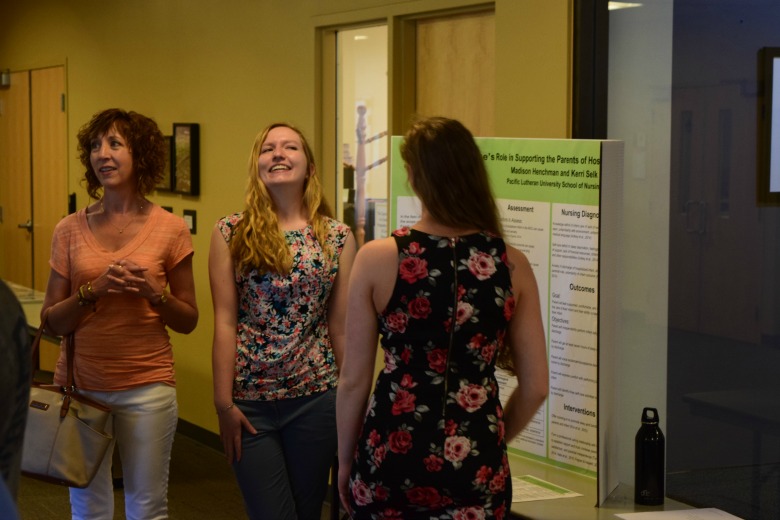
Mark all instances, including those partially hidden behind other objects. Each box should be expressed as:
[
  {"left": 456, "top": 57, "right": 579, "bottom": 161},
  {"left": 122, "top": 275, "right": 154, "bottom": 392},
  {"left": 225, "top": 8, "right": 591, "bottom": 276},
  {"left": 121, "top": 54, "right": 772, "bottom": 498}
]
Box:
[{"left": 21, "top": 310, "right": 113, "bottom": 488}]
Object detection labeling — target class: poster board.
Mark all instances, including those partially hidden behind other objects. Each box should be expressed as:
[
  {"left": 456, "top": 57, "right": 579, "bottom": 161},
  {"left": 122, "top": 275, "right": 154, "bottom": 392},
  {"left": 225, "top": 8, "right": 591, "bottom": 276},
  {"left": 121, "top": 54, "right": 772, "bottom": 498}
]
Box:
[{"left": 389, "top": 137, "right": 624, "bottom": 505}]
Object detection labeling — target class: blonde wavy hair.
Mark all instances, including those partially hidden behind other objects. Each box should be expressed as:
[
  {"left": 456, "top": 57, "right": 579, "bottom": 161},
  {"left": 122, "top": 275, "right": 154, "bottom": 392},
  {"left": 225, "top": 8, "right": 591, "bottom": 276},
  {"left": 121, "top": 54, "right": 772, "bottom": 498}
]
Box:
[{"left": 230, "top": 123, "right": 333, "bottom": 274}]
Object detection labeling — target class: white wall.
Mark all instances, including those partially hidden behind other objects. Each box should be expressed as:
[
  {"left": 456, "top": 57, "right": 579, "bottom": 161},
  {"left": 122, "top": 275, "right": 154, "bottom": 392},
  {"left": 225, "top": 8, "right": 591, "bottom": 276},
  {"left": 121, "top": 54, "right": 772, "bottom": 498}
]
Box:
[{"left": 608, "top": 2, "right": 673, "bottom": 484}]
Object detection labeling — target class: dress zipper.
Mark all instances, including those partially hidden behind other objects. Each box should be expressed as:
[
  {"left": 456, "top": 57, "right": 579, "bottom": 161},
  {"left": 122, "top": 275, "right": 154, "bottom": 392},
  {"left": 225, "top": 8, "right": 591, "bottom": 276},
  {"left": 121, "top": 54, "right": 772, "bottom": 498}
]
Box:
[{"left": 443, "top": 236, "right": 458, "bottom": 420}]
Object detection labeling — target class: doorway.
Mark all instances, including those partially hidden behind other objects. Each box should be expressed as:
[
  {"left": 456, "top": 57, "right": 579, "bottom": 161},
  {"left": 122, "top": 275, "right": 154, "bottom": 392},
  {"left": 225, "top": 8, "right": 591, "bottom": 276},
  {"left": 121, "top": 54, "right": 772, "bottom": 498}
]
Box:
[
  {"left": 669, "top": 83, "right": 762, "bottom": 344},
  {"left": 0, "top": 65, "right": 67, "bottom": 291}
]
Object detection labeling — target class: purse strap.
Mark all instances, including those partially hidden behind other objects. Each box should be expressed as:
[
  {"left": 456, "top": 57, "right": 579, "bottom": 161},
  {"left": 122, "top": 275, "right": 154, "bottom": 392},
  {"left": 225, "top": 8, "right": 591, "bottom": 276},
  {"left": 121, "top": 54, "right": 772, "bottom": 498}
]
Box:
[
  {"left": 63, "top": 331, "right": 76, "bottom": 391},
  {"left": 32, "top": 307, "right": 78, "bottom": 417},
  {"left": 30, "top": 308, "right": 50, "bottom": 380}
]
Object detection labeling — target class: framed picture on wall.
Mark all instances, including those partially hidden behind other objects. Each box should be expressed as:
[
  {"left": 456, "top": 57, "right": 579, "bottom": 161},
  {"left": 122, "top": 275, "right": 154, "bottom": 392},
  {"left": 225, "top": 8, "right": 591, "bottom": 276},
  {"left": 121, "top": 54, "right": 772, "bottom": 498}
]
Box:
[
  {"left": 155, "top": 135, "right": 173, "bottom": 191},
  {"left": 172, "top": 123, "right": 200, "bottom": 196},
  {"left": 759, "top": 47, "right": 780, "bottom": 205}
]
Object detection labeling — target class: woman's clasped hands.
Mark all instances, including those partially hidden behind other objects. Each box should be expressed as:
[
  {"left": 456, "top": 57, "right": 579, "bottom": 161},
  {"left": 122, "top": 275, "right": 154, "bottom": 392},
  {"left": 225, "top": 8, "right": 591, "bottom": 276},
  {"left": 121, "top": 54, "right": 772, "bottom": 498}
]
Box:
[{"left": 100, "top": 259, "right": 160, "bottom": 303}]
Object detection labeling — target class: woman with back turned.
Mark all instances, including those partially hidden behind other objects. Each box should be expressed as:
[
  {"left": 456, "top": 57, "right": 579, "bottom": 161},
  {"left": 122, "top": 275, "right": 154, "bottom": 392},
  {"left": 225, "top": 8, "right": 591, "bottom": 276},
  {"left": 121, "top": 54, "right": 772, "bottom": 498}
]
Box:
[{"left": 337, "top": 116, "right": 549, "bottom": 519}]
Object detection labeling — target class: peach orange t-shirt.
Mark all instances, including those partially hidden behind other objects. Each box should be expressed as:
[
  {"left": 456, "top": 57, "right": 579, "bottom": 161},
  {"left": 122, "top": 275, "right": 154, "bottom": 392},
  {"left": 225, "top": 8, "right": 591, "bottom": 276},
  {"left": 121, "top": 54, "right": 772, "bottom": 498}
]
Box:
[{"left": 49, "top": 205, "right": 193, "bottom": 391}]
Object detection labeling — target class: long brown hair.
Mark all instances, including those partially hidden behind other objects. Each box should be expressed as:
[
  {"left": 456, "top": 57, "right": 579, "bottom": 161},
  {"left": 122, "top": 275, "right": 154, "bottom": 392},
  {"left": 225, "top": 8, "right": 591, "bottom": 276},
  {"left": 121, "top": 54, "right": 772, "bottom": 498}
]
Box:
[
  {"left": 230, "top": 123, "right": 333, "bottom": 274},
  {"left": 400, "top": 116, "right": 502, "bottom": 236},
  {"left": 76, "top": 108, "right": 166, "bottom": 199}
]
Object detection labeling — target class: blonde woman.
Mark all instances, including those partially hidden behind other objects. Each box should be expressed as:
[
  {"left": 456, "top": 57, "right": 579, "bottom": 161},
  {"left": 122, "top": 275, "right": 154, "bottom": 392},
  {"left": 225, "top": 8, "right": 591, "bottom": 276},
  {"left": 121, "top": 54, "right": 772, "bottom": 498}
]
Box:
[{"left": 209, "top": 123, "right": 356, "bottom": 519}]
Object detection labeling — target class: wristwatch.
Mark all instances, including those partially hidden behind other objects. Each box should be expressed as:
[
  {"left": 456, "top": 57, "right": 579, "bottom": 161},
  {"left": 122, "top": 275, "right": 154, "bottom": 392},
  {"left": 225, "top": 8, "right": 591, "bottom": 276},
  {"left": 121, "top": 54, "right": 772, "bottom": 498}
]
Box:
[{"left": 153, "top": 289, "right": 169, "bottom": 306}]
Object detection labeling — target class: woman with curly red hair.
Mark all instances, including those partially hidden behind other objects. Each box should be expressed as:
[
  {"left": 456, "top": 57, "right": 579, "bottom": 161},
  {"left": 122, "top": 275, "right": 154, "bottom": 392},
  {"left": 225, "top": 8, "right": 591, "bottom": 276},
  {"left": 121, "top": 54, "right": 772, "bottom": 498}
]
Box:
[{"left": 41, "top": 108, "right": 199, "bottom": 518}]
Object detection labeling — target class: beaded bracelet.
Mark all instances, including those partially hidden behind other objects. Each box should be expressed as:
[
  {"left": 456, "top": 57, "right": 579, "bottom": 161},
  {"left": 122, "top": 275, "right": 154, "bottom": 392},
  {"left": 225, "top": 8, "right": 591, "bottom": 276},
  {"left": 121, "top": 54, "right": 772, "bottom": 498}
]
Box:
[{"left": 77, "top": 284, "right": 96, "bottom": 310}]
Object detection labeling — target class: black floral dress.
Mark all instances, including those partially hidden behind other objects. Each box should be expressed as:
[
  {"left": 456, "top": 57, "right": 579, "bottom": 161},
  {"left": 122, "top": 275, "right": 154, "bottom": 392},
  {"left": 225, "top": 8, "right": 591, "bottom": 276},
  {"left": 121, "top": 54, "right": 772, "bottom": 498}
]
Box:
[{"left": 349, "top": 227, "right": 516, "bottom": 520}]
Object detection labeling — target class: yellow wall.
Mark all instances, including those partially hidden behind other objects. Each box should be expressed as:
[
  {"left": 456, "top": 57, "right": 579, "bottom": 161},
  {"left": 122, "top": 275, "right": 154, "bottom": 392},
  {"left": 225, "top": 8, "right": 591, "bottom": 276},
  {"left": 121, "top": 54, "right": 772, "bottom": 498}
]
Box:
[{"left": 0, "top": 0, "right": 572, "bottom": 435}]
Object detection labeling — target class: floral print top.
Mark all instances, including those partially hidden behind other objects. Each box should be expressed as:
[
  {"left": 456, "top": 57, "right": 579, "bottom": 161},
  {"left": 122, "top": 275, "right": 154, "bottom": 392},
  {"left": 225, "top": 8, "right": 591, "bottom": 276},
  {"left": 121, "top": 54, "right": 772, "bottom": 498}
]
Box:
[
  {"left": 349, "top": 227, "right": 516, "bottom": 519},
  {"left": 217, "top": 213, "right": 351, "bottom": 401}
]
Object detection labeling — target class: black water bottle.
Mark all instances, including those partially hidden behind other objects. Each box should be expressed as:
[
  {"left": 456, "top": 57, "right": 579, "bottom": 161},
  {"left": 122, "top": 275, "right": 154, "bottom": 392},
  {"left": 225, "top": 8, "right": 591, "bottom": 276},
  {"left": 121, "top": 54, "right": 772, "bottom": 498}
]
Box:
[{"left": 634, "top": 407, "right": 665, "bottom": 505}]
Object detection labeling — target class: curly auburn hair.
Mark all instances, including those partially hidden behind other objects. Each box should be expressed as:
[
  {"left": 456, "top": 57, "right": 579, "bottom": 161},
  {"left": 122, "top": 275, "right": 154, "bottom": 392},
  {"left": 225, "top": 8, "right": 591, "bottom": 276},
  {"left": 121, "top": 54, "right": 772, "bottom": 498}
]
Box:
[
  {"left": 77, "top": 108, "right": 167, "bottom": 199},
  {"left": 230, "top": 123, "right": 333, "bottom": 274}
]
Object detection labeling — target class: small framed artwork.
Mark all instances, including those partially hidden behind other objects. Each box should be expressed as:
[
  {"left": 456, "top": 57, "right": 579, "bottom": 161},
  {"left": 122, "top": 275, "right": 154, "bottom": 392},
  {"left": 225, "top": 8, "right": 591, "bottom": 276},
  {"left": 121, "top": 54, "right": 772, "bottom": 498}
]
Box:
[
  {"left": 155, "top": 136, "right": 173, "bottom": 191},
  {"left": 183, "top": 209, "right": 197, "bottom": 235},
  {"left": 172, "top": 123, "right": 200, "bottom": 196}
]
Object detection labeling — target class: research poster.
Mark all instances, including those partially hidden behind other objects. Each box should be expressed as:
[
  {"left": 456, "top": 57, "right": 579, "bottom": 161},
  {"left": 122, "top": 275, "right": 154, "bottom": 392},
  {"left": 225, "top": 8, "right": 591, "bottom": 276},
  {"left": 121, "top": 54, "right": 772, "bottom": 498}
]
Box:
[{"left": 390, "top": 137, "right": 607, "bottom": 476}]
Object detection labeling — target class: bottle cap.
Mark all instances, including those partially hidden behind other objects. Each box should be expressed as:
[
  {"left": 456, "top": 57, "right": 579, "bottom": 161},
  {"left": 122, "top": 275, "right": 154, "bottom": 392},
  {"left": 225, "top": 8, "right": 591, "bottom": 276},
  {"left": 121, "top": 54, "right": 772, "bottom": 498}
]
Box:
[{"left": 641, "top": 407, "right": 659, "bottom": 424}]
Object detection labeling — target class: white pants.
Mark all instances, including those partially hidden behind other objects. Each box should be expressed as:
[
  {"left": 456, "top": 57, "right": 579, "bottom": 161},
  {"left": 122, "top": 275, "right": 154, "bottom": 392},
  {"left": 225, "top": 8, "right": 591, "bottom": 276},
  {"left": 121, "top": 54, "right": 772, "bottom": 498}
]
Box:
[{"left": 69, "top": 383, "right": 178, "bottom": 520}]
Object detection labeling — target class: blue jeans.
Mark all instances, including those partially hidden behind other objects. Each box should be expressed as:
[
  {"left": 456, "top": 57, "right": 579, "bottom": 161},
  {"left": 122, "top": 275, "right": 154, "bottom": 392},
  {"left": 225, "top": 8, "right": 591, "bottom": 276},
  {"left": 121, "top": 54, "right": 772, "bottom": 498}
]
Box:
[{"left": 234, "top": 388, "right": 337, "bottom": 520}]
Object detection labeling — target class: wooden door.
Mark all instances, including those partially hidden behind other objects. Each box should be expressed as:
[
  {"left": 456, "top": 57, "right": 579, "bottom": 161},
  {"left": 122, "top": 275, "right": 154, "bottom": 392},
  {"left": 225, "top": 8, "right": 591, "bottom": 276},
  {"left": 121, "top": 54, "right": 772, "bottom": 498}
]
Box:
[
  {"left": 0, "top": 66, "right": 66, "bottom": 291},
  {"left": 416, "top": 10, "right": 495, "bottom": 137},
  {"left": 0, "top": 71, "right": 32, "bottom": 287}
]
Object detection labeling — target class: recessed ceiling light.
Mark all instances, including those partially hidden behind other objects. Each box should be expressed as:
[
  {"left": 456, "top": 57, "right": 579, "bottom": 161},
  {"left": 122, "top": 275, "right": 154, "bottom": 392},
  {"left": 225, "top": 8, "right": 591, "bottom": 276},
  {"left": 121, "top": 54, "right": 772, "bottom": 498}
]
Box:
[{"left": 608, "top": 2, "right": 642, "bottom": 10}]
